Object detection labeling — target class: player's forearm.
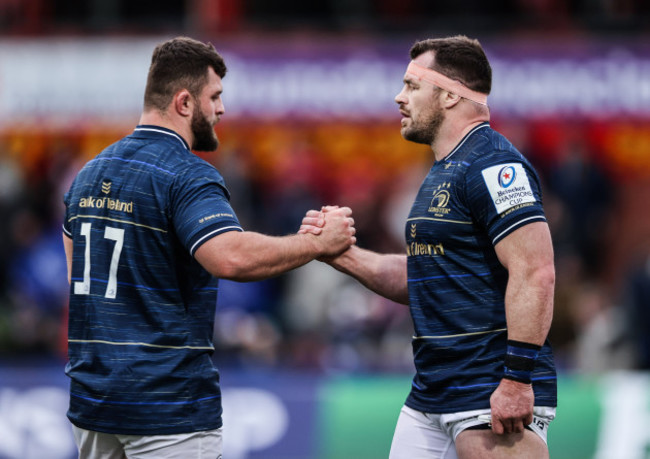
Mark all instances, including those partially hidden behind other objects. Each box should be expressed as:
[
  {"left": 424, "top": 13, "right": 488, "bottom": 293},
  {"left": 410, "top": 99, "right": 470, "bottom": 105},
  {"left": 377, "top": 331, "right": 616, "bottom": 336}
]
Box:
[
  {"left": 327, "top": 245, "right": 409, "bottom": 305},
  {"left": 197, "top": 231, "right": 323, "bottom": 282},
  {"left": 197, "top": 208, "right": 355, "bottom": 281}
]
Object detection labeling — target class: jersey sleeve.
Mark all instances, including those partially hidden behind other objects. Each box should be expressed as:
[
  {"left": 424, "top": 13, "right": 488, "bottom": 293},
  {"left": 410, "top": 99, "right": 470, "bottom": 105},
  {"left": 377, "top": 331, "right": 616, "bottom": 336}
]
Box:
[
  {"left": 465, "top": 152, "right": 547, "bottom": 245},
  {"left": 62, "top": 172, "right": 82, "bottom": 239},
  {"left": 63, "top": 189, "right": 73, "bottom": 238},
  {"left": 171, "top": 162, "right": 243, "bottom": 257}
]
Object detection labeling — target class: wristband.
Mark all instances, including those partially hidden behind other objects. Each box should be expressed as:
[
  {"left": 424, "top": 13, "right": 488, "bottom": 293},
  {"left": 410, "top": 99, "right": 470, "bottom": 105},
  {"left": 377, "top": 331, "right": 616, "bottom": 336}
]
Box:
[{"left": 503, "top": 340, "right": 541, "bottom": 384}]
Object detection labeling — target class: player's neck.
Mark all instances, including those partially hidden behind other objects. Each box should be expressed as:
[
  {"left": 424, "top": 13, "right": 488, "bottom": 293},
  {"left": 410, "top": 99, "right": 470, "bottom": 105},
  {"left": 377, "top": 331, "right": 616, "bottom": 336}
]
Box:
[
  {"left": 431, "top": 113, "right": 489, "bottom": 161},
  {"left": 138, "top": 109, "right": 193, "bottom": 148}
]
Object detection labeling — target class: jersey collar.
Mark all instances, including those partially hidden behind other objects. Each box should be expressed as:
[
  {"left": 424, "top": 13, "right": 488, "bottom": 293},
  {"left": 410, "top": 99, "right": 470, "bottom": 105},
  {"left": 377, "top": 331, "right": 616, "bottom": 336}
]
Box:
[
  {"left": 443, "top": 122, "right": 490, "bottom": 162},
  {"left": 134, "top": 125, "right": 191, "bottom": 151}
]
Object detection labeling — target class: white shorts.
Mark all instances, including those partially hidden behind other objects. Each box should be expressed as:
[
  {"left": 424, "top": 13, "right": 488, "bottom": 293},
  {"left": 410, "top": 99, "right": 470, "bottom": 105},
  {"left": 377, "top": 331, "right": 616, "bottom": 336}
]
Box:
[
  {"left": 72, "top": 425, "right": 223, "bottom": 459},
  {"left": 388, "top": 405, "right": 556, "bottom": 459}
]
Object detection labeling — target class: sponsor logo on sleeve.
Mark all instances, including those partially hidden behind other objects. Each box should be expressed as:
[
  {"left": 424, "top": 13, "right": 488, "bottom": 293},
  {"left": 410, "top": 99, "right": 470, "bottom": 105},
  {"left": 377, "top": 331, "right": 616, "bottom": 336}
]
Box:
[
  {"left": 199, "top": 213, "right": 235, "bottom": 224},
  {"left": 481, "top": 163, "right": 536, "bottom": 214}
]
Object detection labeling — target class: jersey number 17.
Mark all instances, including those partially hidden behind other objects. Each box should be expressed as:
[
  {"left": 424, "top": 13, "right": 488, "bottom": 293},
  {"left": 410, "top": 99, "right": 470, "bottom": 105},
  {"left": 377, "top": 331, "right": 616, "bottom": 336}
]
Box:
[{"left": 74, "top": 222, "right": 125, "bottom": 299}]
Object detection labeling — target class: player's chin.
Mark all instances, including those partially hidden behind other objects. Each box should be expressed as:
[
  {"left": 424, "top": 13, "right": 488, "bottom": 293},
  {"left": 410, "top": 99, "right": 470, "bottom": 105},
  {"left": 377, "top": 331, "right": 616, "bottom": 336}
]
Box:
[{"left": 400, "top": 125, "right": 412, "bottom": 139}]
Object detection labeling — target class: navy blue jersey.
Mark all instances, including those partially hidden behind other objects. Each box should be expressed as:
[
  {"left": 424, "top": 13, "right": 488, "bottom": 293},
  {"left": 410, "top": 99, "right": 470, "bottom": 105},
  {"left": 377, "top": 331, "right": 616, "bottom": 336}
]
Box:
[
  {"left": 62, "top": 126, "right": 242, "bottom": 435},
  {"left": 404, "top": 123, "right": 557, "bottom": 414}
]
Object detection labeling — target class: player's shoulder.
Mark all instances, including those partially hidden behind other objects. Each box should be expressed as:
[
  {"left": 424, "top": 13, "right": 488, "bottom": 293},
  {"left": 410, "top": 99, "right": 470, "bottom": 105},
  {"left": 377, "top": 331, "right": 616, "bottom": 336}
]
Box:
[
  {"left": 463, "top": 126, "right": 532, "bottom": 170},
  {"left": 166, "top": 152, "right": 230, "bottom": 200},
  {"left": 175, "top": 153, "right": 224, "bottom": 181},
  {"left": 450, "top": 126, "right": 542, "bottom": 198}
]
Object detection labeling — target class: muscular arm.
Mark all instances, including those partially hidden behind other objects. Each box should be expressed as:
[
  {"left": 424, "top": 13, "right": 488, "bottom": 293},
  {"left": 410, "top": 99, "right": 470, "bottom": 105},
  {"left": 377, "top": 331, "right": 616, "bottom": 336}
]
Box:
[
  {"left": 324, "top": 245, "right": 409, "bottom": 305},
  {"left": 496, "top": 221, "right": 555, "bottom": 346},
  {"left": 489, "top": 221, "right": 555, "bottom": 435},
  {"left": 195, "top": 231, "right": 325, "bottom": 281},
  {"left": 195, "top": 208, "right": 356, "bottom": 282}
]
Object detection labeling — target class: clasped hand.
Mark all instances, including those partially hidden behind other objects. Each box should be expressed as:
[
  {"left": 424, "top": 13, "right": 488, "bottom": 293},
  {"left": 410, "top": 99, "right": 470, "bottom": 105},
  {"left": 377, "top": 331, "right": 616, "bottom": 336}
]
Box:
[{"left": 299, "top": 206, "right": 356, "bottom": 257}]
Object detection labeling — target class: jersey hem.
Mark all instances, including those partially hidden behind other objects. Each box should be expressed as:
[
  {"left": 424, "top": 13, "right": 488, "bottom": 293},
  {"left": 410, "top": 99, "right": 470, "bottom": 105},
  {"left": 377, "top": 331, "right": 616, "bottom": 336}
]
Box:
[{"left": 68, "top": 416, "right": 223, "bottom": 436}]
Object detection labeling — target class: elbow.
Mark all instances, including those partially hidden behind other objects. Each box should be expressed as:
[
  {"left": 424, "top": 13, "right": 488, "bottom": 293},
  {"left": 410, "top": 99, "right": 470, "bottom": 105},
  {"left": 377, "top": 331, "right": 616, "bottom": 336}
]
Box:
[
  {"left": 195, "top": 235, "right": 259, "bottom": 282},
  {"left": 537, "top": 262, "right": 555, "bottom": 292},
  {"left": 211, "top": 255, "right": 259, "bottom": 282},
  {"left": 521, "top": 253, "right": 555, "bottom": 292},
  {"left": 527, "top": 260, "right": 555, "bottom": 304},
  {"left": 213, "top": 258, "right": 246, "bottom": 281}
]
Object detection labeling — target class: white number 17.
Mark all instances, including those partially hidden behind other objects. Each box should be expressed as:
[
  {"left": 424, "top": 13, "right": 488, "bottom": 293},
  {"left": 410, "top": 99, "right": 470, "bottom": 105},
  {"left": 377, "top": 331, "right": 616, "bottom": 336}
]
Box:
[{"left": 74, "top": 222, "right": 125, "bottom": 299}]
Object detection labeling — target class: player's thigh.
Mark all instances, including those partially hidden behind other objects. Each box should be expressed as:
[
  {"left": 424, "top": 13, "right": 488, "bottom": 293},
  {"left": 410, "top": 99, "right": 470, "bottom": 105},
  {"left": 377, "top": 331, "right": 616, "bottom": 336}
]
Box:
[
  {"left": 389, "top": 405, "right": 458, "bottom": 459},
  {"left": 455, "top": 428, "right": 548, "bottom": 459},
  {"left": 119, "top": 428, "right": 223, "bottom": 459},
  {"left": 72, "top": 425, "right": 126, "bottom": 459}
]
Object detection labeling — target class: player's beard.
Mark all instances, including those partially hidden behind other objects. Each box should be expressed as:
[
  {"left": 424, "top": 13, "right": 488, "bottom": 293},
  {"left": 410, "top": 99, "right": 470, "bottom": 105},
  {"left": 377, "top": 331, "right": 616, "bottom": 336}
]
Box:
[
  {"left": 191, "top": 104, "right": 219, "bottom": 152},
  {"left": 403, "top": 104, "right": 444, "bottom": 146}
]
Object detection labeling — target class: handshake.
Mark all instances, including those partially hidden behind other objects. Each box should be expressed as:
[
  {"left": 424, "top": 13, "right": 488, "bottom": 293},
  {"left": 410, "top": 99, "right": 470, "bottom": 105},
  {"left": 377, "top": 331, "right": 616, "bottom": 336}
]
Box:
[{"left": 298, "top": 205, "right": 356, "bottom": 259}]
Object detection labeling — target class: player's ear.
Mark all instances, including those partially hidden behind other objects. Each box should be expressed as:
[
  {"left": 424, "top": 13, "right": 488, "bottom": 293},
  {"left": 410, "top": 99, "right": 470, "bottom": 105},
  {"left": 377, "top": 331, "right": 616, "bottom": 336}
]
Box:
[
  {"left": 443, "top": 91, "right": 462, "bottom": 109},
  {"left": 174, "top": 89, "right": 193, "bottom": 117}
]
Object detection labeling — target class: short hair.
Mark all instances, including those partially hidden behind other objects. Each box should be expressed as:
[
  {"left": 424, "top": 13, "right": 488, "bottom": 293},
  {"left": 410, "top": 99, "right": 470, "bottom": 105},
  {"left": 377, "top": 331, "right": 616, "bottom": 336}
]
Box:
[
  {"left": 409, "top": 36, "right": 491, "bottom": 95},
  {"left": 143, "top": 36, "right": 227, "bottom": 111}
]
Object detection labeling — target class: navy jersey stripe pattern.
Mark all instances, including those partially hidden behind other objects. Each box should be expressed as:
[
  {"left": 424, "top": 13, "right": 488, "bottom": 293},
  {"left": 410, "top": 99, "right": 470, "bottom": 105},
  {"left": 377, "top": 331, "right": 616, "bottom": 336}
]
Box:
[
  {"left": 63, "top": 126, "right": 243, "bottom": 435},
  {"left": 404, "top": 123, "right": 557, "bottom": 414}
]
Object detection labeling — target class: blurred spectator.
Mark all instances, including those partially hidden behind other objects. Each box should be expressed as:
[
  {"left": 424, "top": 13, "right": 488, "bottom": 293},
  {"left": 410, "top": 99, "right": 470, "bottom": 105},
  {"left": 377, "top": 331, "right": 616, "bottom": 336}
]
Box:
[
  {"left": 6, "top": 215, "right": 68, "bottom": 355},
  {"left": 0, "top": 138, "right": 77, "bottom": 357},
  {"left": 283, "top": 263, "right": 413, "bottom": 373},
  {"left": 0, "top": 155, "right": 24, "bottom": 294},
  {"left": 569, "top": 282, "right": 635, "bottom": 374},
  {"left": 621, "top": 246, "right": 650, "bottom": 370},
  {"left": 546, "top": 139, "right": 614, "bottom": 277}
]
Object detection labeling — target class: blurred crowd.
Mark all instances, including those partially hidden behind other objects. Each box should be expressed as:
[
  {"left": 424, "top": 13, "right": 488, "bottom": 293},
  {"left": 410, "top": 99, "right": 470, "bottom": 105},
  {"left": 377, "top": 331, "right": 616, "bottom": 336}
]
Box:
[
  {"left": 1, "top": 116, "right": 649, "bottom": 377},
  {"left": 1, "top": 0, "right": 648, "bottom": 36},
  {"left": 0, "top": 0, "right": 649, "bottom": 378}
]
